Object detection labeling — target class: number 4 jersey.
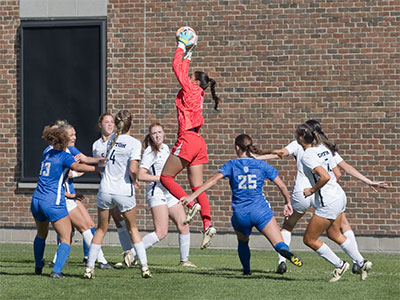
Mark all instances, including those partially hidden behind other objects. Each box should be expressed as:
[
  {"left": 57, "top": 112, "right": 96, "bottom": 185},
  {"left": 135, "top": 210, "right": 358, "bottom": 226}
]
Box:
[
  {"left": 99, "top": 134, "right": 142, "bottom": 196},
  {"left": 218, "top": 157, "right": 278, "bottom": 212}
]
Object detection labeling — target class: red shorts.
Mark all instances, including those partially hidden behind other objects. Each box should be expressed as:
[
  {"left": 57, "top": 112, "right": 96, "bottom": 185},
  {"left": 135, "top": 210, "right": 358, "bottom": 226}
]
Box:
[{"left": 171, "top": 131, "right": 208, "bottom": 166}]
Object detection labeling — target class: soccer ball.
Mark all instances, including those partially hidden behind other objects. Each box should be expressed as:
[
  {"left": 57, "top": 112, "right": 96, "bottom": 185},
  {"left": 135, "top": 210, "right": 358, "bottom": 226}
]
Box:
[{"left": 176, "top": 26, "right": 197, "bottom": 48}]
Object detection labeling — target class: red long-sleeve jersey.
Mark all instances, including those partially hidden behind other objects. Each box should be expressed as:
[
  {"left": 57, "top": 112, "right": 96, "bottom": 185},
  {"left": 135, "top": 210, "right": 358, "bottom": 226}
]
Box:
[{"left": 173, "top": 48, "right": 205, "bottom": 134}]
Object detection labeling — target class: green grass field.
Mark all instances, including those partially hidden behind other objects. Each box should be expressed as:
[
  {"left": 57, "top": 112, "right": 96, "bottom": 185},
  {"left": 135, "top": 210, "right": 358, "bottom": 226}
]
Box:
[{"left": 1, "top": 243, "right": 399, "bottom": 300}]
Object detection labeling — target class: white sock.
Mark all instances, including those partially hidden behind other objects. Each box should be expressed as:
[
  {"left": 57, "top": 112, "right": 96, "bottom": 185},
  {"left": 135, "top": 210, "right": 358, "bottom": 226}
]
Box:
[
  {"left": 117, "top": 224, "right": 133, "bottom": 251},
  {"left": 316, "top": 243, "right": 343, "bottom": 268},
  {"left": 143, "top": 232, "right": 160, "bottom": 249},
  {"left": 82, "top": 229, "right": 93, "bottom": 249},
  {"left": 88, "top": 243, "right": 101, "bottom": 268},
  {"left": 343, "top": 230, "right": 358, "bottom": 264},
  {"left": 52, "top": 252, "right": 57, "bottom": 264},
  {"left": 278, "top": 230, "right": 292, "bottom": 263},
  {"left": 133, "top": 242, "right": 147, "bottom": 267},
  {"left": 340, "top": 237, "right": 364, "bottom": 267},
  {"left": 179, "top": 233, "right": 190, "bottom": 262}
]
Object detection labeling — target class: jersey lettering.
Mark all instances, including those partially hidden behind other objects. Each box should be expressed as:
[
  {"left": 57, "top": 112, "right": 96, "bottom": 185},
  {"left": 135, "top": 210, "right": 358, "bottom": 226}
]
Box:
[{"left": 39, "top": 162, "right": 51, "bottom": 176}]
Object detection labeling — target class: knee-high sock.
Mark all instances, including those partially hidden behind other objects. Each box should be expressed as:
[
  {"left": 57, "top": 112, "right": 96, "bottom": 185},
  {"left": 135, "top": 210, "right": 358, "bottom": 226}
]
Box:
[
  {"left": 191, "top": 186, "right": 212, "bottom": 230},
  {"left": 160, "top": 174, "right": 187, "bottom": 199},
  {"left": 238, "top": 240, "right": 251, "bottom": 273},
  {"left": 133, "top": 242, "right": 147, "bottom": 267},
  {"left": 143, "top": 232, "right": 160, "bottom": 249},
  {"left": 33, "top": 236, "right": 46, "bottom": 268},
  {"left": 340, "top": 237, "right": 364, "bottom": 266},
  {"left": 278, "top": 230, "right": 292, "bottom": 263},
  {"left": 316, "top": 242, "right": 343, "bottom": 268},
  {"left": 343, "top": 230, "right": 359, "bottom": 264},
  {"left": 87, "top": 243, "right": 101, "bottom": 268},
  {"left": 117, "top": 220, "right": 133, "bottom": 251},
  {"left": 52, "top": 243, "right": 70, "bottom": 273},
  {"left": 179, "top": 233, "right": 190, "bottom": 262}
]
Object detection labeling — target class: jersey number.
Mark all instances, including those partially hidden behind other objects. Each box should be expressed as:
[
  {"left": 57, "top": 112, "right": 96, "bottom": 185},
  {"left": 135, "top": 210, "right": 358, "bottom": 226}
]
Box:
[
  {"left": 324, "top": 158, "right": 332, "bottom": 172},
  {"left": 109, "top": 150, "right": 116, "bottom": 164},
  {"left": 238, "top": 174, "right": 257, "bottom": 189},
  {"left": 39, "top": 162, "right": 51, "bottom": 176}
]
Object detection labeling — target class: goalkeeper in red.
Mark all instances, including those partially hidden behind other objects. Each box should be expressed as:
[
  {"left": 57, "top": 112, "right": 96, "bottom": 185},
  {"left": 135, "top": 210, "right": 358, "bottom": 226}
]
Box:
[{"left": 160, "top": 28, "right": 220, "bottom": 249}]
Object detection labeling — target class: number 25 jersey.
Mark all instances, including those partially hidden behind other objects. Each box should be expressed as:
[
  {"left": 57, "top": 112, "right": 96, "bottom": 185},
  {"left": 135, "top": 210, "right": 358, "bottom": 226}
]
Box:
[{"left": 218, "top": 157, "right": 278, "bottom": 212}]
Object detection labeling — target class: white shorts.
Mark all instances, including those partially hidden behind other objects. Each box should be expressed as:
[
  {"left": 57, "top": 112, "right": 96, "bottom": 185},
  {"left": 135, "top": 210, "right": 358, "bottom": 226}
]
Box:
[
  {"left": 314, "top": 188, "right": 347, "bottom": 220},
  {"left": 66, "top": 199, "right": 78, "bottom": 212},
  {"left": 146, "top": 192, "right": 179, "bottom": 209},
  {"left": 97, "top": 192, "right": 136, "bottom": 213},
  {"left": 290, "top": 191, "right": 314, "bottom": 214}
]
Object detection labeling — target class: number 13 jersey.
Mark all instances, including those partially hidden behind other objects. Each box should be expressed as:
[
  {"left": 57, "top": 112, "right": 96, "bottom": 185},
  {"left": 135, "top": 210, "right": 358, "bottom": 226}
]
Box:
[{"left": 218, "top": 157, "right": 278, "bottom": 212}]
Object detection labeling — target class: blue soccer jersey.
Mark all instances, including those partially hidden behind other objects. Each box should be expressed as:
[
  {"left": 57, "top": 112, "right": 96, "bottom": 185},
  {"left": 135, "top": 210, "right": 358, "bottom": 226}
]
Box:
[
  {"left": 218, "top": 157, "right": 279, "bottom": 212},
  {"left": 33, "top": 147, "right": 76, "bottom": 205}
]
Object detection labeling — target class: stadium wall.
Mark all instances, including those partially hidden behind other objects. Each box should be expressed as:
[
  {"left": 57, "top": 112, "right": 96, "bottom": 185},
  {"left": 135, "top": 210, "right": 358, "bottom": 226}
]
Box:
[{"left": 0, "top": 1, "right": 399, "bottom": 251}]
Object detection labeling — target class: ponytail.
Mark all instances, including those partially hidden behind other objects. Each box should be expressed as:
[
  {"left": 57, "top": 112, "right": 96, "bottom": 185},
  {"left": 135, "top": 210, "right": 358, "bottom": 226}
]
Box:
[
  {"left": 305, "top": 119, "right": 338, "bottom": 155},
  {"left": 106, "top": 110, "right": 132, "bottom": 159},
  {"left": 194, "top": 71, "right": 221, "bottom": 111},
  {"left": 235, "top": 134, "right": 271, "bottom": 157}
]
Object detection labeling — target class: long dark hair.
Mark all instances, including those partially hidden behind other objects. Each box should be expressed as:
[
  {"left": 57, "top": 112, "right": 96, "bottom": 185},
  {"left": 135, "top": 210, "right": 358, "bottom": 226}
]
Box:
[
  {"left": 305, "top": 119, "right": 338, "bottom": 155},
  {"left": 235, "top": 134, "right": 270, "bottom": 157},
  {"left": 295, "top": 123, "right": 316, "bottom": 146},
  {"left": 143, "top": 122, "right": 164, "bottom": 153},
  {"left": 194, "top": 71, "right": 220, "bottom": 110}
]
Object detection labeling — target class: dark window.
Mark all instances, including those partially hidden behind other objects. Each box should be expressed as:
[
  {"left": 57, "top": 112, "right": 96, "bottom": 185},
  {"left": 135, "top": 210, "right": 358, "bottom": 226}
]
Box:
[{"left": 20, "top": 19, "right": 106, "bottom": 183}]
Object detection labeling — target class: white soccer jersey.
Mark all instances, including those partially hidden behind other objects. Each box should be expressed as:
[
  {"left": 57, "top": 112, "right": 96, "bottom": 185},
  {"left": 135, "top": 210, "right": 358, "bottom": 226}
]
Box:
[
  {"left": 99, "top": 134, "right": 142, "bottom": 196},
  {"left": 301, "top": 144, "right": 340, "bottom": 206},
  {"left": 139, "top": 144, "right": 171, "bottom": 198},
  {"left": 333, "top": 152, "right": 344, "bottom": 165},
  {"left": 285, "top": 140, "right": 312, "bottom": 193},
  {"left": 92, "top": 137, "right": 108, "bottom": 167}
]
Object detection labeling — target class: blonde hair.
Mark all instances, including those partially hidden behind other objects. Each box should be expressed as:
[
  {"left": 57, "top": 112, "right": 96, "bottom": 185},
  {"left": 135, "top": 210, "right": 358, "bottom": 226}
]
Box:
[{"left": 107, "top": 110, "right": 132, "bottom": 156}]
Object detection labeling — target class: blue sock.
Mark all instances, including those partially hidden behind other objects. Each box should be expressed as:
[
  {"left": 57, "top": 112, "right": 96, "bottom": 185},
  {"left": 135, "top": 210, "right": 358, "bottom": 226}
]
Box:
[
  {"left": 52, "top": 243, "right": 70, "bottom": 274},
  {"left": 274, "top": 241, "right": 292, "bottom": 260},
  {"left": 238, "top": 240, "right": 251, "bottom": 273},
  {"left": 33, "top": 236, "right": 46, "bottom": 268}
]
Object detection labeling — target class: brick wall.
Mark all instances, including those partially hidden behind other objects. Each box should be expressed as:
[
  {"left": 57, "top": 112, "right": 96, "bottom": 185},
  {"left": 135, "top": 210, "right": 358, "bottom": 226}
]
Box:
[{"left": 1, "top": 0, "right": 399, "bottom": 237}]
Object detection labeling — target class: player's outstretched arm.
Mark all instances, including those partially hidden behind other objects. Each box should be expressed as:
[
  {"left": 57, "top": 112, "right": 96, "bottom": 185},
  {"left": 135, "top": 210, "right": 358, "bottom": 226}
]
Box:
[
  {"left": 338, "top": 160, "right": 389, "bottom": 191},
  {"left": 180, "top": 173, "right": 224, "bottom": 205},
  {"left": 272, "top": 176, "right": 293, "bottom": 218}
]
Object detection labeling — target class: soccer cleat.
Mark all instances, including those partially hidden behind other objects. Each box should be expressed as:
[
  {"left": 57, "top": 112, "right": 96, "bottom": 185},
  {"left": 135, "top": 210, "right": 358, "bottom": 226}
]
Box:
[
  {"left": 360, "top": 260, "right": 372, "bottom": 280},
  {"left": 242, "top": 270, "right": 252, "bottom": 276},
  {"left": 183, "top": 203, "right": 202, "bottom": 225},
  {"left": 35, "top": 259, "right": 45, "bottom": 275},
  {"left": 276, "top": 261, "right": 287, "bottom": 274},
  {"left": 49, "top": 271, "right": 66, "bottom": 279},
  {"left": 98, "top": 262, "right": 114, "bottom": 269},
  {"left": 83, "top": 267, "right": 95, "bottom": 279},
  {"left": 141, "top": 266, "right": 152, "bottom": 278},
  {"left": 178, "top": 261, "right": 197, "bottom": 268},
  {"left": 123, "top": 250, "right": 134, "bottom": 267},
  {"left": 352, "top": 262, "right": 361, "bottom": 274},
  {"left": 290, "top": 254, "right": 303, "bottom": 267},
  {"left": 329, "top": 261, "right": 350, "bottom": 282},
  {"left": 201, "top": 226, "right": 217, "bottom": 250}
]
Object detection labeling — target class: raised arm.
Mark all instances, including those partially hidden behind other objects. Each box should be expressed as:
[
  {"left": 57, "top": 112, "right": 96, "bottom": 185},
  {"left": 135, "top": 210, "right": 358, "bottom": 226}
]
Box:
[
  {"left": 180, "top": 173, "right": 224, "bottom": 205},
  {"left": 255, "top": 148, "right": 289, "bottom": 160},
  {"left": 338, "top": 160, "right": 388, "bottom": 191},
  {"left": 172, "top": 48, "right": 192, "bottom": 92}
]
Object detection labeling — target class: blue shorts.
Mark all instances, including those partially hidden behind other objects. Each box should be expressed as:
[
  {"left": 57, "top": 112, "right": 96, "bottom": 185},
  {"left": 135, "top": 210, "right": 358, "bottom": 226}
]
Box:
[
  {"left": 31, "top": 197, "right": 69, "bottom": 223},
  {"left": 231, "top": 207, "right": 274, "bottom": 237}
]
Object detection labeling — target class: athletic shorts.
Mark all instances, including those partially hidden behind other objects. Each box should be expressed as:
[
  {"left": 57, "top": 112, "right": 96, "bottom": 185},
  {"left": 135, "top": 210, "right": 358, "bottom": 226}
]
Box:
[
  {"left": 291, "top": 191, "right": 314, "bottom": 214},
  {"left": 171, "top": 131, "right": 208, "bottom": 166},
  {"left": 147, "top": 192, "right": 179, "bottom": 209},
  {"left": 314, "top": 188, "right": 347, "bottom": 220},
  {"left": 66, "top": 198, "right": 78, "bottom": 212},
  {"left": 31, "top": 197, "right": 69, "bottom": 223},
  {"left": 97, "top": 192, "right": 136, "bottom": 213},
  {"left": 231, "top": 207, "right": 274, "bottom": 237}
]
